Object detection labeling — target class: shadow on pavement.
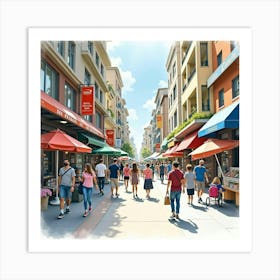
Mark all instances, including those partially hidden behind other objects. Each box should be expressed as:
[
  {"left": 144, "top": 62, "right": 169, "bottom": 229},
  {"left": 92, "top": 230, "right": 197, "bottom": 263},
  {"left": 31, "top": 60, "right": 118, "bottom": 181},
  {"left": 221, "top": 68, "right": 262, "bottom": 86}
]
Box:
[
  {"left": 191, "top": 204, "right": 208, "bottom": 212},
  {"left": 147, "top": 197, "right": 160, "bottom": 203},
  {"left": 169, "top": 218, "right": 199, "bottom": 233}
]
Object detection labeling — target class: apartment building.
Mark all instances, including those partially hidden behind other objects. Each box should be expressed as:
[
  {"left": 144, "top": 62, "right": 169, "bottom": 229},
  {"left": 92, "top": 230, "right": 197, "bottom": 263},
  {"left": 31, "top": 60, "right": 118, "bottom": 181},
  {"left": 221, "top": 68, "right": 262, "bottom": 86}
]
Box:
[
  {"left": 154, "top": 88, "right": 168, "bottom": 151},
  {"left": 106, "top": 66, "right": 130, "bottom": 148},
  {"left": 41, "top": 40, "right": 111, "bottom": 179},
  {"left": 166, "top": 42, "right": 182, "bottom": 134},
  {"left": 141, "top": 124, "right": 153, "bottom": 154}
]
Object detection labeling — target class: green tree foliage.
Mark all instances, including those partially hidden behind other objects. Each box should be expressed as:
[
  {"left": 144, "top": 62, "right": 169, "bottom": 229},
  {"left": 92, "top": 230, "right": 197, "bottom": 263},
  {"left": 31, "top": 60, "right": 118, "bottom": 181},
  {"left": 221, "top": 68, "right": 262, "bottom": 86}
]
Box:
[
  {"left": 141, "top": 147, "right": 152, "bottom": 159},
  {"left": 121, "top": 142, "right": 135, "bottom": 158}
]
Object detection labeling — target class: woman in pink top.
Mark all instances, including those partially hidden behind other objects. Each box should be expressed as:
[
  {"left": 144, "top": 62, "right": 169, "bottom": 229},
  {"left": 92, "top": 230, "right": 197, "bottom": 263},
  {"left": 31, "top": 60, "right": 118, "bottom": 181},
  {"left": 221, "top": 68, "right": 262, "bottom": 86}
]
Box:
[
  {"left": 81, "top": 163, "right": 98, "bottom": 217},
  {"left": 143, "top": 163, "right": 154, "bottom": 199},
  {"left": 123, "top": 163, "right": 130, "bottom": 192}
]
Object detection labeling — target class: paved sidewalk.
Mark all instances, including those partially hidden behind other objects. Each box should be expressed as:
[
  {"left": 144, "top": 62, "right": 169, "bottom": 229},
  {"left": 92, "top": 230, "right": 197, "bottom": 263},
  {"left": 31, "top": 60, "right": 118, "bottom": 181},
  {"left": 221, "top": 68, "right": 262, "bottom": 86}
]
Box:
[{"left": 41, "top": 177, "right": 239, "bottom": 240}]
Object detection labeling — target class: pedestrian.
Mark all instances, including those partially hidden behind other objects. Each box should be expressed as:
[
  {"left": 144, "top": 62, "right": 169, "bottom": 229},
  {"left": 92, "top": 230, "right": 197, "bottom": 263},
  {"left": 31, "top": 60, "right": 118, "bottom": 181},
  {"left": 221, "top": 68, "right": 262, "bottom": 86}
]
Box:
[
  {"left": 57, "top": 159, "right": 76, "bottom": 219},
  {"left": 194, "top": 159, "right": 209, "bottom": 204},
  {"left": 143, "top": 163, "right": 154, "bottom": 199},
  {"left": 119, "top": 162, "right": 124, "bottom": 180},
  {"left": 130, "top": 163, "right": 139, "bottom": 198},
  {"left": 210, "top": 176, "right": 225, "bottom": 198},
  {"left": 108, "top": 158, "right": 120, "bottom": 198},
  {"left": 81, "top": 163, "right": 98, "bottom": 217},
  {"left": 167, "top": 161, "right": 172, "bottom": 176},
  {"left": 150, "top": 163, "right": 155, "bottom": 181},
  {"left": 166, "top": 161, "right": 185, "bottom": 219},
  {"left": 123, "top": 163, "right": 130, "bottom": 192},
  {"left": 184, "top": 164, "right": 195, "bottom": 205},
  {"left": 159, "top": 162, "right": 166, "bottom": 184},
  {"left": 95, "top": 158, "right": 107, "bottom": 196}
]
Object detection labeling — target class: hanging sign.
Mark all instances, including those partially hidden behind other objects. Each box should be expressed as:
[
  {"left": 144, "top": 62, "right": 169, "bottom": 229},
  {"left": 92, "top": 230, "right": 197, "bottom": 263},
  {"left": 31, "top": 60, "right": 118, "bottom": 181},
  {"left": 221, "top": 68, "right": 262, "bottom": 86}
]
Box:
[
  {"left": 106, "top": 130, "right": 115, "bottom": 147},
  {"left": 81, "top": 86, "right": 94, "bottom": 115},
  {"left": 156, "top": 114, "right": 163, "bottom": 128}
]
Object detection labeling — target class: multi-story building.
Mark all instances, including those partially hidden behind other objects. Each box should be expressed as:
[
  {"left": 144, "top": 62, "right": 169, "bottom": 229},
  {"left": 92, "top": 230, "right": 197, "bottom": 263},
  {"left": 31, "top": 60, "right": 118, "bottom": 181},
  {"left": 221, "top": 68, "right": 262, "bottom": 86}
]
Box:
[
  {"left": 166, "top": 42, "right": 182, "bottom": 134},
  {"left": 154, "top": 88, "right": 168, "bottom": 151},
  {"left": 106, "top": 66, "right": 127, "bottom": 149},
  {"left": 141, "top": 124, "right": 153, "bottom": 155}
]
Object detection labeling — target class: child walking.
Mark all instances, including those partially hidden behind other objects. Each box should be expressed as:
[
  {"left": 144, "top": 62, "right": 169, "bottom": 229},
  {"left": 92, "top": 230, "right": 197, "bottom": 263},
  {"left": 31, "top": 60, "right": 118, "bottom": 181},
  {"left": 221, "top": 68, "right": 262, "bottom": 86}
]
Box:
[{"left": 184, "top": 164, "right": 195, "bottom": 205}]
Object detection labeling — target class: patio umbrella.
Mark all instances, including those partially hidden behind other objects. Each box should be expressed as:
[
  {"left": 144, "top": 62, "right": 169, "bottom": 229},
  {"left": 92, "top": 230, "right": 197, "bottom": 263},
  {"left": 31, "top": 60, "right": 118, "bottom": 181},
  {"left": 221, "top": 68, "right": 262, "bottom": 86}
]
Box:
[
  {"left": 41, "top": 129, "right": 92, "bottom": 205},
  {"left": 188, "top": 138, "right": 239, "bottom": 179},
  {"left": 92, "top": 145, "right": 122, "bottom": 156},
  {"left": 119, "top": 149, "right": 128, "bottom": 156}
]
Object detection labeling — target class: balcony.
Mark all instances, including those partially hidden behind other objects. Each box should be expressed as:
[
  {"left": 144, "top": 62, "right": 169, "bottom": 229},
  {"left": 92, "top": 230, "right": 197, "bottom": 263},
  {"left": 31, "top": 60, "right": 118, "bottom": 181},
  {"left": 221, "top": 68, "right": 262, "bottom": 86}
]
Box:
[
  {"left": 182, "top": 83, "right": 187, "bottom": 93},
  {"left": 188, "top": 68, "right": 196, "bottom": 83}
]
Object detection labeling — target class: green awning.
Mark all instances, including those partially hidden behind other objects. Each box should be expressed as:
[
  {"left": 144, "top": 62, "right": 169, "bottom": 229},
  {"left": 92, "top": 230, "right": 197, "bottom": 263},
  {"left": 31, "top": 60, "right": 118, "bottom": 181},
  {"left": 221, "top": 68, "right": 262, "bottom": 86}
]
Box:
[
  {"left": 160, "top": 137, "right": 168, "bottom": 150},
  {"left": 78, "top": 133, "right": 106, "bottom": 148}
]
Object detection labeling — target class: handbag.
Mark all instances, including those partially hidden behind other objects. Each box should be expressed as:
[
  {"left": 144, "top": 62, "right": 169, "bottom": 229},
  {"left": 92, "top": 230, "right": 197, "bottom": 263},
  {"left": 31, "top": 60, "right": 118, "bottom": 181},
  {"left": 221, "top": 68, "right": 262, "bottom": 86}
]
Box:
[
  {"left": 164, "top": 195, "right": 170, "bottom": 205},
  {"left": 78, "top": 182, "right": 83, "bottom": 194}
]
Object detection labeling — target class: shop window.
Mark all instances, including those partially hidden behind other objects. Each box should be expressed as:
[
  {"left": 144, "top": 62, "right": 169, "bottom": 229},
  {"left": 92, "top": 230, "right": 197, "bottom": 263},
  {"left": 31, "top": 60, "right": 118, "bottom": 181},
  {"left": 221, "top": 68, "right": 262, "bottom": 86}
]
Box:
[
  {"left": 64, "top": 83, "right": 76, "bottom": 111},
  {"left": 200, "top": 42, "right": 208, "bottom": 66},
  {"left": 41, "top": 60, "right": 59, "bottom": 100},
  {"left": 232, "top": 76, "right": 239, "bottom": 99}
]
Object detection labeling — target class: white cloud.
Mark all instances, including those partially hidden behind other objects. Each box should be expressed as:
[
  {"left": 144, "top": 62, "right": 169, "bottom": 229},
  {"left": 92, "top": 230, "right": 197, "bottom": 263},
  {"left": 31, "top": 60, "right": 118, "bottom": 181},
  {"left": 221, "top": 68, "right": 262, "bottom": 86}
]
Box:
[
  {"left": 158, "top": 80, "right": 168, "bottom": 88},
  {"left": 143, "top": 98, "right": 156, "bottom": 112},
  {"left": 121, "top": 69, "right": 136, "bottom": 94},
  {"left": 110, "top": 56, "right": 122, "bottom": 67},
  {"left": 128, "top": 108, "right": 138, "bottom": 121}
]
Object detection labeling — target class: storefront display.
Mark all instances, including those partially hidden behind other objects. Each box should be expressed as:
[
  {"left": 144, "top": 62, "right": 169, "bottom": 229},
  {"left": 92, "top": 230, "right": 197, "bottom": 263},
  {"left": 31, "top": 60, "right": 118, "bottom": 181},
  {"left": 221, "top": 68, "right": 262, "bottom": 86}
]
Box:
[{"left": 224, "top": 167, "right": 239, "bottom": 206}]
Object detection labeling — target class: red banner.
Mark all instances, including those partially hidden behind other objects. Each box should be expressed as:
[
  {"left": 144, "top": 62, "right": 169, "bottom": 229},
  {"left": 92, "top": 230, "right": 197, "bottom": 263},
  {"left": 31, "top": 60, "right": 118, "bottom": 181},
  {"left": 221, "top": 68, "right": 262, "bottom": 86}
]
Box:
[
  {"left": 81, "top": 86, "right": 94, "bottom": 115},
  {"left": 106, "top": 130, "right": 115, "bottom": 146}
]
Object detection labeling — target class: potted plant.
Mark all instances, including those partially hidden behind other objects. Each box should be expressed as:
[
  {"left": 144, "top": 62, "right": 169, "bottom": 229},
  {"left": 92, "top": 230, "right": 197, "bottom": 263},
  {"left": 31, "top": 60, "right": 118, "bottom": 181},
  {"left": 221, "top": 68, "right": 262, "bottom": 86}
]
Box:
[{"left": 41, "top": 188, "right": 52, "bottom": 210}]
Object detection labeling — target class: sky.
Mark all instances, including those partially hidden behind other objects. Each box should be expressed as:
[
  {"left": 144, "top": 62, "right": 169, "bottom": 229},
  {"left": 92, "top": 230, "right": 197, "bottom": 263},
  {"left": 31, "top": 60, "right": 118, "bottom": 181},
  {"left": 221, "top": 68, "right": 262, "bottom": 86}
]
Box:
[{"left": 107, "top": 41, "right": 172, "bottom": 158}]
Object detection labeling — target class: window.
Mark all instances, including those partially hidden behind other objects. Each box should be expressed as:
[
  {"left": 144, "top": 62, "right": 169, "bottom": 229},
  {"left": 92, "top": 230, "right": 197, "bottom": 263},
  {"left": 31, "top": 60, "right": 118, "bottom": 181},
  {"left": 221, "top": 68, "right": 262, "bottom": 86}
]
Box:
[
  {"left": 201, "top": 85, "right": 210, "bottom": 111},
  {"left": 172, "top": 62, "right": 176, "bottom": 78},
  {"left": 217, "top": 51, "right": 222, "bottom": 66},
  {"left": 57, "top": 41, "right": 65, "bottom": 57},
  {"left": 95, "top": 111, "right": 102, "bottom": 129},
  {"left": 88, "top": 41, "right": 93, "bottom": 55},
  {"left": 41, "top": 60, "right": 59, "bottom": 100},
  {"left": 200, "top": 42, "right": 208, "bottom": 66},
  {"left": 232, "top": 76, "right": 239, "bottom": 99},
  {"left": 94, "top": 82, "right": 99, "bottom": 99},
  {"left": 64, "top": 83, "right": 76, "bottom": 111},
  {"left": 95, "top": 52, "right": 100, "bottom": 68},
  {"left": 99, "top": 90, "right": 103, "bottom": 104},
  {"left": 174, "top": 111, "right": 177, "bottom": 128},
  {"left": 100, "top": 64, "right": 104, "bottom": 77},
  {"left": 173, "top": 84, "right": 177, "bottom": 100},
  {"left": 218, "top": 89, "right": 224, "bottom": 107},
  {"left": 84, "top": 115, "right": 93, "bottom": 123},
  {"left": 84, "top": 68, "right": 91, "bottom": 85},
  {"left": 67, "top": 41, "right": 75, "bottom": 70}
]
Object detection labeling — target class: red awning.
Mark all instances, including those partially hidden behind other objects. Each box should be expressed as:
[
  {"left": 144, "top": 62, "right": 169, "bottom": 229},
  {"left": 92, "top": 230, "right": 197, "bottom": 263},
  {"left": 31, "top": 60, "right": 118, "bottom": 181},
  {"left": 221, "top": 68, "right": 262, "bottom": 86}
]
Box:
[
  {"left": 162, "top": 144, "right": 183, "bottom": 158},
  {"left": 176, "top": 131, "right": 207, "bottom": 151},
  {"left": 41, "top": 91, "right": 105, "bottom": 139},
  {"left": 41, "top": 129, "right": 92, "bottom": 153},
  {"left": 188, "top": 138, "right": 239, "bottom": 160}
]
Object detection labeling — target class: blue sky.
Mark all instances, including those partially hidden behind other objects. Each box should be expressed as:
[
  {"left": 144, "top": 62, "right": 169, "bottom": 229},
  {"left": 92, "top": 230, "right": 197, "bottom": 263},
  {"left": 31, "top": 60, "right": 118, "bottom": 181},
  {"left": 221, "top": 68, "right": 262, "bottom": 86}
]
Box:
[{"left": 107, "top": 41, "right": 172, "bottom": 158}]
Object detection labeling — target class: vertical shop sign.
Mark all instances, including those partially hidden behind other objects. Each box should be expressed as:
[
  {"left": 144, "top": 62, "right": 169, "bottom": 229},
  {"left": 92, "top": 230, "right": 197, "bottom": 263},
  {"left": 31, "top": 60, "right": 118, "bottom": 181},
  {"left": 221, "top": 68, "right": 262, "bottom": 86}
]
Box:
[
  {"left": 156, "top": 114, "right": 162, "bottom": 128},
  {"left": 81, "top": 86, "right": 94, "bottom": 115},
  {"left": 106, "top": 130, "right": 115, "bottom": 147}
]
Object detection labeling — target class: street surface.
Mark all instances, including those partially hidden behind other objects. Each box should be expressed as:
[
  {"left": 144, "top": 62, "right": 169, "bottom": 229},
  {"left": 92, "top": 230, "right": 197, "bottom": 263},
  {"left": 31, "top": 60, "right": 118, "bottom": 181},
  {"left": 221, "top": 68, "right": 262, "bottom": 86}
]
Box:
[{"left": 41, "top": 176, "right": 239, "bottom": 240}]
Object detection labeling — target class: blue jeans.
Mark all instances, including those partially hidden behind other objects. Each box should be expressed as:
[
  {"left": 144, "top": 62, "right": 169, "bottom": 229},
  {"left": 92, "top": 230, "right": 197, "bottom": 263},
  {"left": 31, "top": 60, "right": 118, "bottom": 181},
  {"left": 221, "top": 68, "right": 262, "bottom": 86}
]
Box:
[
  {"left": 82, "top": 186, "right": 93, "bottom": 210},
  {"left": 170, "top": 191, "right": 181, "bottom": 214},
  {"left": 97, "top": 177, "right": 105, "bottom": 192}
]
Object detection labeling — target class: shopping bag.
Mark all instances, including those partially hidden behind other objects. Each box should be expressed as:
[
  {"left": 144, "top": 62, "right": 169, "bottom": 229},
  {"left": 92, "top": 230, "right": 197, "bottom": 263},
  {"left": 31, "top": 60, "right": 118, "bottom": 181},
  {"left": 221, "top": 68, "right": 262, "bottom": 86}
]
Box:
[{"left": 164, "top": 195, "right": 170, "bottom": 205}]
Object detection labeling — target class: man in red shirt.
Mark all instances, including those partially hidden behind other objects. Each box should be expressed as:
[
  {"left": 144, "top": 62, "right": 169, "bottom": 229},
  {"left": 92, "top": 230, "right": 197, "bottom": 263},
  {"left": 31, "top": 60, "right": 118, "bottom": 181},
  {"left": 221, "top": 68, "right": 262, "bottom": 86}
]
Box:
[{"left": 166, "top": 161, "right": 185, "bottom": 219}]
